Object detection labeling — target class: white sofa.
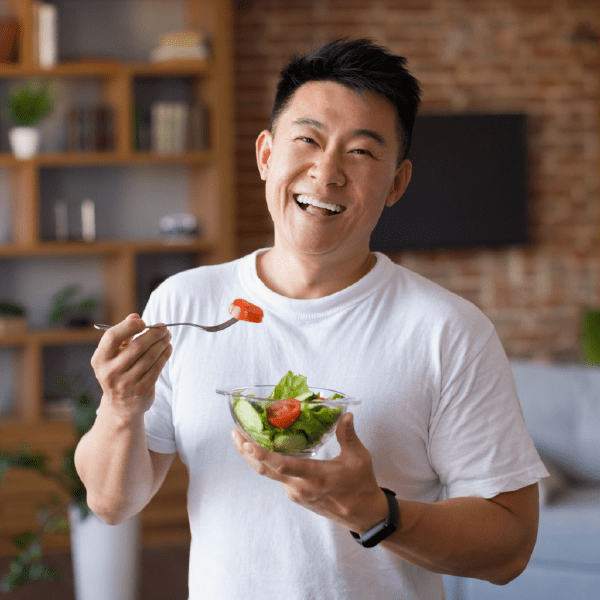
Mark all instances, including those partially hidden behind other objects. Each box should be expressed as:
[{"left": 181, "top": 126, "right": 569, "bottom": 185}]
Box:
[{"left": 444, "top": 360, "right": 600, "bottom": 600}]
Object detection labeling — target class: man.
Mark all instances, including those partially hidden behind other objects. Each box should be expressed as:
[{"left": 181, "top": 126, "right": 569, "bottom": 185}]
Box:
[{"left": 75, "top": 39, "right": 547, "bottom": 600}]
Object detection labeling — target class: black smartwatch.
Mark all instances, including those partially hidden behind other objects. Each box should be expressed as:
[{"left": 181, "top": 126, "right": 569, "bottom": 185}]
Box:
[{"left": 350, "top": 487, "right": 399, "bottom": 548}]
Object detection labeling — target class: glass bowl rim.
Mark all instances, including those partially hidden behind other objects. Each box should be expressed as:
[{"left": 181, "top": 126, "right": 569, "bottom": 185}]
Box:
[{"left": 216, "top": 385, "right": 362, "bottom": 406}]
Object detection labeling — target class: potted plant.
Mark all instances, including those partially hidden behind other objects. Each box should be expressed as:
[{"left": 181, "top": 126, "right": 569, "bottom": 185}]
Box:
[
  {"left": 3, "top": 79, "right": 55, "bottom": 159},
  {"left": 0, "top": 377, "right": 140, "bottom": 599},
  {"left": 580, "top": 307, "right": 600, "bottom": 366},
  {"left": 0, "top": 300, "right": 26, "bottom": 334},
  {"left": 48, "top": 285, "right": 98, "bottom": 329}
]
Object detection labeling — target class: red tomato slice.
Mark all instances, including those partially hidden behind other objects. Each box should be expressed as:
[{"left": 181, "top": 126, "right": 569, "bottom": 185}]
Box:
[
  {"left": 267, "top": 398, "right": 301, "bottom": 429},
  {"left": 229, "top": 298, "right": 264, "bottom": 323}
]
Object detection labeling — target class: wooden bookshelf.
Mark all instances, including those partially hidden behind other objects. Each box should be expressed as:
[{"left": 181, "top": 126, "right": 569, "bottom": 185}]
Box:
[{"left": 0, "top": 0, "right": 234, "bottom": 553}]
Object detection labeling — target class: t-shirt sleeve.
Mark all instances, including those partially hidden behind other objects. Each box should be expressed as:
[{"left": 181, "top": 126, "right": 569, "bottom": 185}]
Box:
[
  {"left": 428, "top": 328, "right": 548, "bottom": 499},
  {"left": 142, "top": 289, "right": 178, "bottom": 455}
]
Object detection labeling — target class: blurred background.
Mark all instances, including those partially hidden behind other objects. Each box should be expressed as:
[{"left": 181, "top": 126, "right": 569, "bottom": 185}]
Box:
[{"left": 0, "top": 0, "right": 598, "bottom": 599}]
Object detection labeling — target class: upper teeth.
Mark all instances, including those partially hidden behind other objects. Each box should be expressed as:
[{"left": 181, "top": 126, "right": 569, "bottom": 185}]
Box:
[{"left": 296, "top": 194, "right": 344, "bottom": 213}]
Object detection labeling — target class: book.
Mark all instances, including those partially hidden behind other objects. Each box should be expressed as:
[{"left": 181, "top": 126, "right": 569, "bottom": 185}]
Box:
[
  {"left": 67, "top": 104, "right": 115, "bottom": 152},
  {"left": 0, "top": 18, "right": 20, "bottom": 63},
  {"left": 150, "top": 101, "right": 208, "bottom": 153},
  {"left": 189, "top": 103, "right": 209, "bottom": 151},
  {"left": 38, "top": 2, "right": 57, "bottom": 68}
]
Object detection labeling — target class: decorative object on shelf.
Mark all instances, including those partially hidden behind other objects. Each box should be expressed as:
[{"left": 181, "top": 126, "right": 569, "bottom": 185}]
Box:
[
  {"left": 0, "top": 377, "right": 141, "bottom": 600},
  {"left": 4, "top": 79, "right": 56, "bottom": 159},
  {"left": 54, "top": 199, "right": 68, "bottom": 241},
  {"left": 0, "top": 301, "right": 26, "bottom": 334},
  {"left": 81, "top": 199, "right": 96, "bottom": 243},
  {"left": 159, "top": 212, "right": 199, "bottom": 243},
  {"left": 150, "top": 29, "right": 210, "bottom": 62},
  {"left": 580, "top": 307, "right": 600, "bottom": 366},
  {"left": 0, "top": 18, "right": 20, "bottom": 63},
  {"left": 67, "top": 104, "right": 115, "bottom": 152},
  {"left": 34, "top": 1, "right": 58, "bottom": 69},
  {"left": 47, "top": 285, "right": 98, "bottom": 328},
  {"left": 150, "top": 101, "right": 208, "bottom": 153}
]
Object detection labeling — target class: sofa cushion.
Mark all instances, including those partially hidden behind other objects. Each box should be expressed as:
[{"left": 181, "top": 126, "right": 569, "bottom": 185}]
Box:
[
  {"left": 533, "top": 485, "right": 600, "bottom": 564},
  {"left": 510, "top": 361, "right": 600, "bottom": 482}
]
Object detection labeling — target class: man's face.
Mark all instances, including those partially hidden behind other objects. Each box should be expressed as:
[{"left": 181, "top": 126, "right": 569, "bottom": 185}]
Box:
[{"left": 256, "top": 80, "right": 412, "bottom": 261}]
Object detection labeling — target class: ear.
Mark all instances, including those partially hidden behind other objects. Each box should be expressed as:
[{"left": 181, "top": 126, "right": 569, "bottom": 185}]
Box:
[
  {"left": 256, "top": 130, "right": 273, "bottom": 181},
  {"left": 385, "top": 159, "right": 412, "bottom": 208}
]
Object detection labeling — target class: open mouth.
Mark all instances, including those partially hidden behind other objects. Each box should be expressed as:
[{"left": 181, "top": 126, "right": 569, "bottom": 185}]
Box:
[{"left": 294, "top": 194, "right": 346, "bottom": 217}]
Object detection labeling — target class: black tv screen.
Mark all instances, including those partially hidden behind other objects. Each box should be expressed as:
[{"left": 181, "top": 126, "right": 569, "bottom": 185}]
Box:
[{"left": 370, "top": 113, "right": 529, "bottom": 251}]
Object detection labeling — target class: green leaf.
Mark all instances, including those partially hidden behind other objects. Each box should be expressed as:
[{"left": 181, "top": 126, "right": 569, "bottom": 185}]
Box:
[
  {"left": 10, "top": 532, "right": 36, "bottom": 549},
  {"left": 268, "top": 371, "right": 310, "bottom": 400},
  {"left": 4, "top": 80, "right": 55, "bottom": 127}
]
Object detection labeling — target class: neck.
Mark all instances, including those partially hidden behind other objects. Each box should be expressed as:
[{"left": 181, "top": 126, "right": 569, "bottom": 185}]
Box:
[{"left": 257, "top": 246, "right": 377, "bottom": 299}]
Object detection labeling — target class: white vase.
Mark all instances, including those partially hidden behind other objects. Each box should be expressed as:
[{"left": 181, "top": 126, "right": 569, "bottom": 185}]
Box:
[
  {"left": 68, "top": 505, "right": 141, "bottom": 600},
  {"left": 8, "top": 127, "right": 40, "bottom": 159}
]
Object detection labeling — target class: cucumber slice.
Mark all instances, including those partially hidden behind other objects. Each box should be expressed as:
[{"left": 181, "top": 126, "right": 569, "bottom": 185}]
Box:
[
  {"left": 234, "top": 399, "right": 264, "bottom": 433},
  {"left": 273, "top": 432, "right": 309, "bottom": 453}
]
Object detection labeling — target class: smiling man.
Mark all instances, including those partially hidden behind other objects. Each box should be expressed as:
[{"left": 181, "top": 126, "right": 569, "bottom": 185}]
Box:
[{"left": 76, "top": 39, "right": 548, "bottom": 600}]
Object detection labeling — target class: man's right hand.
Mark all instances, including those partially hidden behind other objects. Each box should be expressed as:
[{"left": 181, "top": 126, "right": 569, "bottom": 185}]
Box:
[{"left": 91, "top": 313, "right": 172, "bottom": 420}]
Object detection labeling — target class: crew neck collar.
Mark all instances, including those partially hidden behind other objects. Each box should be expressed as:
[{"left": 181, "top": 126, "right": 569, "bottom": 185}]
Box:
[{"left": 239, "top": 248, "right": 394, "bottom": 320}]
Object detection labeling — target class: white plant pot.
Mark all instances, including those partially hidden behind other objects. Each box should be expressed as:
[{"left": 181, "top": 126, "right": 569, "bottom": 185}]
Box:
[
  {"left": 69, "top": 505, "right": 140, "bottom": 600},
  {"left": 8, "top": 127, "right": 40, "bottom": 159}
]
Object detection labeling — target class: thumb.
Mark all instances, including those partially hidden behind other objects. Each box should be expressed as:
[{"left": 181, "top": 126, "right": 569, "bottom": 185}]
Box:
[{"left": 336, "top": 412, "right": 361, "bottom": 450}]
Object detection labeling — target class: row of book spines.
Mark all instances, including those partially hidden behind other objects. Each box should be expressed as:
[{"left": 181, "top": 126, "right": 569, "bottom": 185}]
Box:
[
  {"left": 149, "top": 102, "right": 210, "bottom": 153},
  {"left": 67, "top": 103, "right": 210, "bottom": 153},
  {"left": 67, "top": 105, "right": 115, "bottom": 152}
]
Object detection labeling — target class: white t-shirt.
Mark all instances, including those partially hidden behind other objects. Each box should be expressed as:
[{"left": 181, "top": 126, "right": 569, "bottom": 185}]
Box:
[{"left": 143, "top": 249, "right": 547, "bottom": 600}]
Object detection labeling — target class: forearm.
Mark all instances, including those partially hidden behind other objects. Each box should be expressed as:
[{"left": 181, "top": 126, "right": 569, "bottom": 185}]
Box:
[
  {"left": 74, "top": 399, "right": 154, "bottom": 525},
  {"left": 379, "top": 488, "right": 538, "bottom": 585}
]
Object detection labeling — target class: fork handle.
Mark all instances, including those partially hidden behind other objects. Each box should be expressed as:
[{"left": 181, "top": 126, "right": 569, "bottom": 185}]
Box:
[{"left": 94, "top": 323, "right": 185, "bottom": 330}]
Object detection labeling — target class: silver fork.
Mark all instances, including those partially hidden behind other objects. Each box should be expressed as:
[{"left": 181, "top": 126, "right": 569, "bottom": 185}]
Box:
[{"left": 94, "top": 317, "right": 238, "bottom": 333}]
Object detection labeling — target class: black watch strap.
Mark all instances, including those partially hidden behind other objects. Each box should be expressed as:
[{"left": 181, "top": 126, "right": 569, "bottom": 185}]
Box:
[{"left": 350, "top": 487, "right": 399, "bottom": 548}]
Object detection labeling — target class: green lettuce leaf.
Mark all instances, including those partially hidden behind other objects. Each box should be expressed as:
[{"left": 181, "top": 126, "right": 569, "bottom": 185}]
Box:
[{"left": 268, "top": 371, "right": 310, "bottom": 400}]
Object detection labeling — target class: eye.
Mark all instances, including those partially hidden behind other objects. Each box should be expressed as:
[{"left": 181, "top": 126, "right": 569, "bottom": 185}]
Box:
[
  {"left": 350, "top": 148, "right": 374, "bottom": 157},
  {"left": 298, "top": 137, "right": 317, "bottom": 144}
]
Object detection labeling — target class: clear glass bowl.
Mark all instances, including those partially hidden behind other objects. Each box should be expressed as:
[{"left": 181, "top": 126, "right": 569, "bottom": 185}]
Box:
[{"left": 217, "top": 385, "right": 361, "bottom": 457}]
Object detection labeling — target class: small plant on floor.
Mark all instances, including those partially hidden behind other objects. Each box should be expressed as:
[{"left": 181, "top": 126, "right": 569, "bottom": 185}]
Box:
[{"left": 0, "top": 376, "right": 96, "bottom": 592}]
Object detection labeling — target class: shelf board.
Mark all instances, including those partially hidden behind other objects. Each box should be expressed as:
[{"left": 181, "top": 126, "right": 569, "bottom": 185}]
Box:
[
  {"left": 0, "top": 150, "right": 211, "bottom": 167},
  {"left": 0, "top": 238, "right": 216, "bottom": 258},
  {"left": 0, "top": 59, "right": 210, "bottom": 79},
  {"left": 0, "top": 326, "right": 102, "bottom": 347}
]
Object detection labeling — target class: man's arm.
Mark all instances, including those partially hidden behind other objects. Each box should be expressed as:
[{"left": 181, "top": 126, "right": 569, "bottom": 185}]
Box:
[
  {"left": 74, "top": 313, "right": 174, "bottom": 525},
  {"left": 232, "top": 412, "right": 540, "bottom": 585},
  {"left": 378, "top": 483, "right": 539, "bottom": 585}
]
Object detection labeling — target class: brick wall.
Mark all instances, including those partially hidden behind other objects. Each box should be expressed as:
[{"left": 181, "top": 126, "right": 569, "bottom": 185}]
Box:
[{"left": 233, "top": 0, "right": 600, "bottom": 360}]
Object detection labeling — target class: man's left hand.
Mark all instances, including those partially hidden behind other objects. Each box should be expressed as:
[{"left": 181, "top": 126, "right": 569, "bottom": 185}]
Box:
[{"left": 231, "top": 413, "right": 389, "bottom": 535}]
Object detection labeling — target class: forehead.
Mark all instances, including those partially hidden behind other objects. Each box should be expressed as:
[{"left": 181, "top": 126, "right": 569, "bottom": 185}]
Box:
[{"left": 278, "top": 80, "right": 398, "bottom": 140}]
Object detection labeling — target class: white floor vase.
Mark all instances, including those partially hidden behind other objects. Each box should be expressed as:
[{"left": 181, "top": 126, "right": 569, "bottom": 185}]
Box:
[{"left": 68, "top": 505, "right": 140, "bottom": 600}]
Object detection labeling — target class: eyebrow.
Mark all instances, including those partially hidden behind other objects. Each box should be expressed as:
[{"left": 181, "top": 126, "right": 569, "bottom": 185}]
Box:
[{"left": 292, "top": 118, "right": 387, "bottom": 147}]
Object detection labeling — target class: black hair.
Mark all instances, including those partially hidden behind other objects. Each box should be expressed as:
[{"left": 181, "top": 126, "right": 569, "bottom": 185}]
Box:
[{"left": 269, "top": 38, "right": 422, "bottom": 163}]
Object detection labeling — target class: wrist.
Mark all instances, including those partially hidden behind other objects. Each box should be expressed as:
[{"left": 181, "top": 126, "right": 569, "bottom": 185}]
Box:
[
  {"left": 350, "top": 488, "right": 400, "bottom": 548},
  {"left": 352, "top": 487, "right": 390, "bottom": 536},
  {"left": 97, "top": 397, "right": 147, "bottom": 429}
]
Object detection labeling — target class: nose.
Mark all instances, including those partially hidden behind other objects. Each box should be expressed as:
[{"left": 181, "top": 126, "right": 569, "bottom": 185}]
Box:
[{"left": 308, "top": 150, "right": 346, "bottom": 186}]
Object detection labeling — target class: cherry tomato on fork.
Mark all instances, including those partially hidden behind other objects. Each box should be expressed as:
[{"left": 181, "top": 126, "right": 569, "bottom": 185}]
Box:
[{"left": 229, "top": 299, "right": 264, "bottom": 323}]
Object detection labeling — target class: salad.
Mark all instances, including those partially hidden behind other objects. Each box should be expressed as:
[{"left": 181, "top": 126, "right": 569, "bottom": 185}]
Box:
[{"left": 232, "top": 372, "right": 345, "bottom": 454}]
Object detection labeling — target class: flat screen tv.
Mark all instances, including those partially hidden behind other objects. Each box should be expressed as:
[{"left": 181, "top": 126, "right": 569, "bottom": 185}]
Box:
[{"left": 370, "top": 113, "right": 529, "bottom": 251}]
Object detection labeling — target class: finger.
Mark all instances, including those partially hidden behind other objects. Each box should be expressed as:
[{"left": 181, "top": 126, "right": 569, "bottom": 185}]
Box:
[
  {"left": 97, "top": 315, "right": 147, "bottom": 357},
  {"left": 134, "top": 340, "right": 173, "bottom": 395},
  {"left": 335, "top": 412, "right": 362, "bottom": 451},
  {"left": 129, "top": 332, "right": 172, "bottom": 384},
  {"left": 119, "top": 313, "right": 143, "bottom": 348},
  {"left": 231, "top": 432, "right": 320, "bottom": 482}
]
